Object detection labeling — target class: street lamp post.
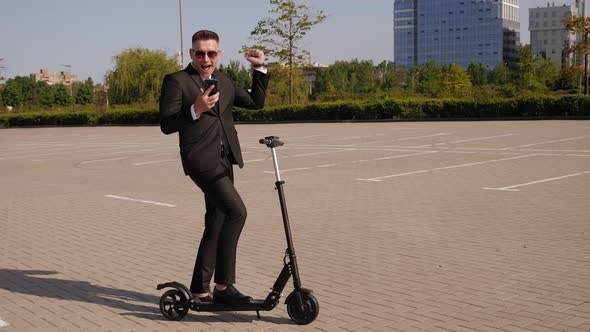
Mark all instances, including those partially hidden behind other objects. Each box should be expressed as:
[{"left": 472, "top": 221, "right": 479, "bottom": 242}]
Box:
[
  {"left": 178, "top": 0, "right": 184, "bottom": 68},
  {"left": 0, "top": 58, "right": 5, "bottom": 82},
  {"left": 64, "top": 64, "right": 74, "bottom": 107}
]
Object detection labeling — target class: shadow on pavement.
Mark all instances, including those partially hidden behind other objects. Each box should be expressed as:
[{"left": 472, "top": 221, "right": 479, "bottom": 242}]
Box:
[{"left": 0, "top": 269, "right": 292, "bottom": 324}]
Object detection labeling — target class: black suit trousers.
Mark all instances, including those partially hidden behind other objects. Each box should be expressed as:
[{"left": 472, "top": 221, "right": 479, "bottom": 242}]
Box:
[{"left": 188, "top": 149, "right": 247, "bottom": 293}]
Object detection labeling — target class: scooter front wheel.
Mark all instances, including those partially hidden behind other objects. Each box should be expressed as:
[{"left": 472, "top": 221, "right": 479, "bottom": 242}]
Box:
[
  {"left": 286, "top": 292, "right": 319, "bottom": 325},
  {"left": 159, "top": 289, "right": 189, "bottom": 321}
]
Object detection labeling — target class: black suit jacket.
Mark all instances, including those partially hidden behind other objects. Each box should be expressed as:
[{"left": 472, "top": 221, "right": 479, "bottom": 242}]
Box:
[{"left": 159, "top": 64, "right": 268, "bottom": 175}]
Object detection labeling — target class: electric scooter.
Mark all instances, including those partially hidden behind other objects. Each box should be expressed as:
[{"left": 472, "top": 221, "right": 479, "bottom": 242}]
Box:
[{"left": 157, "top": 136, "right": 319, "bottom": 325}]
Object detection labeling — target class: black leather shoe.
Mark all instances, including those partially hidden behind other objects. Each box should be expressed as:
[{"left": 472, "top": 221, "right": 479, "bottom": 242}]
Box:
[
  {"left": 213, "top": 285, "right": 252, "bottom": 305},
  {"left": 192, "top": 293, "right": 213, "bottom": 302}
]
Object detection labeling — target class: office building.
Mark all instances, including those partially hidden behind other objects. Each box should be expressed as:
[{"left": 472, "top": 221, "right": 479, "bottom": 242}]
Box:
[
  {"left": 529, "top": 3, "right": 580, "bottom": 68},
  {"left": 394, "top": 0, "right": 520, "bottom": 69}
]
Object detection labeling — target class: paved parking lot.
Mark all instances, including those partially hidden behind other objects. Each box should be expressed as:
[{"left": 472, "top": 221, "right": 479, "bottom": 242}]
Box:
[{"left": 1, "top": 120, "right": 589, "bottom": 332}]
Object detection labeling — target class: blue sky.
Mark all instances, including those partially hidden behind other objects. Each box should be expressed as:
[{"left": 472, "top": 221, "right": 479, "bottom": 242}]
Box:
[{"left": 0, "top": 0, "right": 582, "bottom": 83}]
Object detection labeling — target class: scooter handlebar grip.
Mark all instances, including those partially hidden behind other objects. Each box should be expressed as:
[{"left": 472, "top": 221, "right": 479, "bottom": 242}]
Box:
[{"left": 259, "top": 136, "right": 284, "bottom": 147}]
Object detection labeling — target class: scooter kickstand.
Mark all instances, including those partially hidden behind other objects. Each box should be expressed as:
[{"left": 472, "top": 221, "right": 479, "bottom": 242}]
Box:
[{"left": 256, "top": 310, "right": 261, "bottom": 320}]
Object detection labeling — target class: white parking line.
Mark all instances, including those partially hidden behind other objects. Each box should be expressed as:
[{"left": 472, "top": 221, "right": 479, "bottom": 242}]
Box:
[
  {"left": 0, "top": 146, "right": 160, "bottom": 161},
  {"left": 414, "top": 134, "right": 514, "bottom": 148},
  {"left": 483, "top": 170, "right": 590, "bottom": 192},
  {"left": 394, "top": 133, "right": 450, "bottom": 141},
  {"left": 445, "top": 150, "right": 523, "bottom": 155},
  {"left": 264, "top": 151, "right": 438, "bottom": 173},
  {"left": 508, "top": 148, "right": 590, "bottom": 153},
  {"left": 357, "top": 154, "right": 535, "bottom": 182},
  {"left": 0, "top": 317, "right": 10, "bottom": 328},
  {"left": 264, "top": 164, "right": 337, "bottom": 174},
  {"left": 288, "top": 144, "right": 428, "bottom": 152},
  {"left": 500, "top": 136, "right": 588, "bottom": 150},
  {"left": 132, "top": 159, "right": 177, "bottom": 166},
  {"left": 292, "top": 149, "right": 354, "bottom": 157},
  {"left": 448, "top": 134, "right": 515, "bottom": 144},
  {"left": 244, "top": 158, "right": 268, "bottom": 163},
  {"left": 105, "top": 195, "right": 176, "bottom": 207},
  {"left": 80, "top": 156, "right": 130, "bottom": 164},
  {"left": 373, "top": 151, "right": 438, "bottom": 161}
]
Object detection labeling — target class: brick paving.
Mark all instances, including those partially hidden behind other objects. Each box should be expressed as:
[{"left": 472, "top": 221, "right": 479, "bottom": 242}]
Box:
[{"left": 0, "top": 121, "right": 589, "bottom": 331}]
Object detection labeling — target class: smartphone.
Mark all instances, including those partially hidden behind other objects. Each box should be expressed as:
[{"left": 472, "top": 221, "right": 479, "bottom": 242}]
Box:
[{"left": 204, "top": 79, "right": 218, "bottom": 96}]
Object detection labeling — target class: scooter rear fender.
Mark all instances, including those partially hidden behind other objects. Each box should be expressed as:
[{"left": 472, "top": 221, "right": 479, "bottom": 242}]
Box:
[{"left": 157, "top": 281, "right": 192, "bottom": 302}]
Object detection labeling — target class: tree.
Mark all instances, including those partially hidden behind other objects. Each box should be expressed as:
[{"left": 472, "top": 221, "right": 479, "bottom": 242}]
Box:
[
  {"left": 563, "top": 16, "right": 590, "bottom": 95},
  {"left": 555, "top": 65, "right": 583, "bottom": 91},
  {"left": 324, "top": 81, "right": 338, "bottom": 101},
  {"left": 218, "top": 60, "right": 252, "bottom": 88},
  {"left": 536, "top": 58, "right": 558, "bottom": 89},
  {"left": 410, "top": 61, "right": 444, "bottom": 96},
  {"left": 265, "top": 63, "right": 308, "bottom": 106},
  {"left": 247, "top": 0, "right": 326, "bottom": 104},
  {"left": 515, "top": 45, "right": 538, "bottom": 88},
  {"left": 53, "top": 84, "right": 73, "bottom": 106},
  {"left": 467, "top": 63, "right": 489, "bottom": 86},
  {"left": 1, "top": 80, "right": 24, "bottom": 107},
  {"left": 490, "top": 63, "right": 511, "bottom": 85},
  {"left": 6, "top": 76, "right": 36, "bottom": 105},
  {"left": 375, "top": 61, "right": 408, "bottom": 91},
  {"left": 75, "top": 81, "right": 95, "bottom": 105},
  {"left": 441, "top": 64, "right": 472, "bottom": 96},
  {"left": 38, "top": 84, "right": 55, "bottom": 108},
  {"left": 106, "top": 48, "right": 179, "bottom": 104}
]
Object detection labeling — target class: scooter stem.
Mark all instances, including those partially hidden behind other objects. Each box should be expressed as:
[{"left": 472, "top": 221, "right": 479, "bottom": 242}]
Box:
[{"left": 271, "top": 147, "right": 282, "bottom": 182}]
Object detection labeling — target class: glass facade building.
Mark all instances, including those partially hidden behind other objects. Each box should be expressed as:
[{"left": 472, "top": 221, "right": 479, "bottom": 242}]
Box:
[{"left": 394, "top": 0, "right": 520, "bottom": 69}]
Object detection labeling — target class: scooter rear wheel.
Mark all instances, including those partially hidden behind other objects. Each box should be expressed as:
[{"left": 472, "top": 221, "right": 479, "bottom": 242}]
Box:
[
  {"left": 159, "top": 289, "right": 189, "bottom": 321},
  {"left": 286, "top": 292, "right": 319, "bottom": 325}
]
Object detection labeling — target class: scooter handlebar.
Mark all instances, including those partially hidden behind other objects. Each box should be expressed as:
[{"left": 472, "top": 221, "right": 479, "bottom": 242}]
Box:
[{"left": 259, "top": 136, "right": 284, "bottom": 148}]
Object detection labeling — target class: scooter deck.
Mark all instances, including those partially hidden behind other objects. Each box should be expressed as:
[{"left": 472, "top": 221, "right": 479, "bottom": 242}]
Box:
[{"left": 191, "top": 299, "right": 267, "bottom": 312}]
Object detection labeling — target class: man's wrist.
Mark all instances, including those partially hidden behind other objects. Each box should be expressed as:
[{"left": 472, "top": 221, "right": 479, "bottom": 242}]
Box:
[
  {"left": 253, "top": 64, "right": 268, "bottom": 74},
  {"left": 190, "top": 104, "right": 200, "bottom": 121}
]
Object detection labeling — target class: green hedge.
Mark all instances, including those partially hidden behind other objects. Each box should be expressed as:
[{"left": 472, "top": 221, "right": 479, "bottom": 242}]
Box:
[
  {"left": 234, "top": 95, "right": 590, "bottom": 122},
  {"left": 1, "top": 95, "right": 589, "bottom": 128}
]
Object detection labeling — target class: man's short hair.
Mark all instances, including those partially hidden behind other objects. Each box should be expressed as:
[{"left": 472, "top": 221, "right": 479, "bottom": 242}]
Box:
[{"left": 192, "top": 30, "right": 219, "bottom": 43}]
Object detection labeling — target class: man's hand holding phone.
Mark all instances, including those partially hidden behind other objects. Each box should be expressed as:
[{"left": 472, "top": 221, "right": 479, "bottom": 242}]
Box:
[{"left": 194, "top": 79, "right": 219, "bottom": 115}]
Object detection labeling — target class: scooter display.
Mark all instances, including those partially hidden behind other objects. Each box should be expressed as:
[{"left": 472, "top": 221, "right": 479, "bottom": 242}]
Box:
[{"left": 157, "top": 136, "right": 319, "bottom": 325}]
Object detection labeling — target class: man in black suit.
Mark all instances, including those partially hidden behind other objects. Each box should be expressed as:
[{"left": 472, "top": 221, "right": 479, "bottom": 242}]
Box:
[{"left": 159, "top": 30, "right": 268, "bottom": 305}]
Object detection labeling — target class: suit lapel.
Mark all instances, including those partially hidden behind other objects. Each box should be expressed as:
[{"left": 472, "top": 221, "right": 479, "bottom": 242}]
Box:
[{"left": 185, "top": 64, "right": 204, "bottom": 91}]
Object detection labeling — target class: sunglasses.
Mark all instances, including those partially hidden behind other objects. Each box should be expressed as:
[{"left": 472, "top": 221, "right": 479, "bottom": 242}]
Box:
[{"left": 192, "top": 50, "right": 219, "bottom": 60}]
